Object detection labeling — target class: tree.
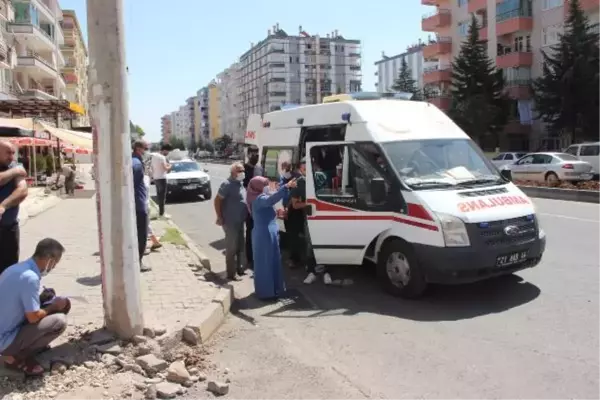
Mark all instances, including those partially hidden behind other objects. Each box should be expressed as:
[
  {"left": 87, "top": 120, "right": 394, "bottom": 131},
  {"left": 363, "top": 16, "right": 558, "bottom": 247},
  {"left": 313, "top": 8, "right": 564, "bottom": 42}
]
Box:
[
  {"left": 168, "top": 136, "right": 186, "bottom": 150},
  {"left": 213, "top": 134, "right": 233, "bottom": 152},
  {"left": 204, "top": 141, "right": 214, "bottom": 153},
  {"left": 448, "top": 14, "right": 507, "bottom": 146},
  {"left": 391, "top": 58, "right": 422, "bottom": 100},
  {"left": 532, "top": 0, "right": 599, "bottom": 143}
]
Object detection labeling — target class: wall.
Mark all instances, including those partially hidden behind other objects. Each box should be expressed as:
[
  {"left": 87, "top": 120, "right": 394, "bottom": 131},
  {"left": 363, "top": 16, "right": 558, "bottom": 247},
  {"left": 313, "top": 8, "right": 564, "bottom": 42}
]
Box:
[{"left": 208, "top": 85, "right": 220, "bottom": 140}]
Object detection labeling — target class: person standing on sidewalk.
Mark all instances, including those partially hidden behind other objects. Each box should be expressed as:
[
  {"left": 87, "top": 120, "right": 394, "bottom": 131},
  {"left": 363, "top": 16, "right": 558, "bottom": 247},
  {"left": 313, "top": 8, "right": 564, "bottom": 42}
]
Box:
[
  {"left": 132, "top": 140, "right": 151, "bottom": 272},
  {"left": 0, "top": 141, "right": 28, "bottom": 275},
  {"left": 151, "top": 144, "right": 172, "bottom": 217},
  {"left": 0, "top": 238, "right": 69, "bottom": 376},
  {"left": 242, "top": 151, "right": 260, "bottom": 270},
  {"left": 214, "top": 162, "right": 247, "bottom": 280}
]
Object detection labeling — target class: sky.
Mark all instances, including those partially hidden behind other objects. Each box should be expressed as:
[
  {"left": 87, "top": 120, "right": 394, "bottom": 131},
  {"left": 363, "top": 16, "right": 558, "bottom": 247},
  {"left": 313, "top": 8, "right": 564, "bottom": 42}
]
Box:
[{"left": 58, "top": 0, "right": 429, "bottom": 142}]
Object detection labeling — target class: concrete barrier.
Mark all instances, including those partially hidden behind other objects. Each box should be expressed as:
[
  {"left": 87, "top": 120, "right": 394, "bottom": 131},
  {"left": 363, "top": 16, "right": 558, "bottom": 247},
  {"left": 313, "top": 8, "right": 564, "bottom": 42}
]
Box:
[{"left": 518, "top": 185, "right": 600, "bottom": 204}]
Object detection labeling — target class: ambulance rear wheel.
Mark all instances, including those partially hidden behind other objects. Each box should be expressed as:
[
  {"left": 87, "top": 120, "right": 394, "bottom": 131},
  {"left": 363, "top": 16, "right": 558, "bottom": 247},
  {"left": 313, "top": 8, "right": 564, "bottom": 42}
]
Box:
[{"left": 377, "top": 239, "right": 427, "bottom": 299}]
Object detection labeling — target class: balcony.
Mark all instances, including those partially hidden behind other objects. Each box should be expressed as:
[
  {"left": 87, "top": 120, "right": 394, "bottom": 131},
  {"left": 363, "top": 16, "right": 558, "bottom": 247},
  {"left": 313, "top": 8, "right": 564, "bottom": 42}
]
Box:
[
  {"left": 496, "top": 51, "right": 533, "bottom": 68},
  {"left": 422, "top": 9, "right": 451, "bottom": 32},
  {"left": 496, "top": 9, "right": 533, "bottom": 36},
  {"left": 505, "top": 79, "right": 532, "bottom": 99},
  {"left": 468, "top": 0, "right": 488, "bottom": 13},
  {"left": 421, "top": 0, "right": 438, "bottom": 4},
  {"left": 19, "top": 88, "right": 58, "bottom": 100},
  {"left": 63, "top": 72, "right": 78, "bottom": 85},
  {"left": 0, "top": 0, "right": 13, "bottom": 21},
  {"left": 15, "top": 52, "right": 57, "bottom": 80},
  {"left": 576, "top": 0, "right": 600, "bottom": 13},
  {"left": 423, "top": 66, "right": 452, "bottom": 84},
  {"left": 428, "top": 95, "right": 451, "bottom": 110},
  {"left": 423, "top": 37, "right": 452, "bottom": 59},
  {"left": 7, "top": 23, "right": 55, "bottom": 51}
]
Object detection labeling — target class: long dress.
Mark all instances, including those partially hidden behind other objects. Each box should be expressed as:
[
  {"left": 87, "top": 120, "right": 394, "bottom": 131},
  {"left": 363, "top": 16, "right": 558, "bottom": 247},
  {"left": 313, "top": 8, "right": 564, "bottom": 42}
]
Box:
[{"left": 251, "top": 186, "right": 289, "bottom": 299}]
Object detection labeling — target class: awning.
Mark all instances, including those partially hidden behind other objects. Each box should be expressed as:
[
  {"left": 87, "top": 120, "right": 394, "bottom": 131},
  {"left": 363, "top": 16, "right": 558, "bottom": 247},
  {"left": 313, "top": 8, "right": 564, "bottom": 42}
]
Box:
[
  {"left": 37, "top": 121, "right": 93, "bottom": 150},
  {"left": 0, "top": 117, "right": 35, "bottom": 130},
  {"left": 68, "top": 102, "right": 85, "bottom": 115}
]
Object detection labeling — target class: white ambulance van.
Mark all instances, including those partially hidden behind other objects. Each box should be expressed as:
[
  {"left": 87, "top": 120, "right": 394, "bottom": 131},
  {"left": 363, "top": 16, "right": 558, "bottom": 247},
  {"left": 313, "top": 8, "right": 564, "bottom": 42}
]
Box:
[{"left": 244, "top": 96, "right": 546, "bottom": 298}]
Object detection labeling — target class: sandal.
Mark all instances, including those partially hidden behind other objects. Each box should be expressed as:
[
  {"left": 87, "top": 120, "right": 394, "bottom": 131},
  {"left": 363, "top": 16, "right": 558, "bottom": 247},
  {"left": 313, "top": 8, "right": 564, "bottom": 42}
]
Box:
[{"left": 4, "top": 358, "right": 45, "bottom": 377}]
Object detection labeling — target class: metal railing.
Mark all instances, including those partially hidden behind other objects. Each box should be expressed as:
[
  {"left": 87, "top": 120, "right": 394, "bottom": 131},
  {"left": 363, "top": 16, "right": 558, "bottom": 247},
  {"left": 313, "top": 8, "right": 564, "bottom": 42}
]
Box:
[
  {"left": 18, "top": 50, "right": 57, "bottom": 71},
  {"left": 423, "top": 65, "right": 452, "bottom": 73},
  {"left": 422, "top": 9, "right": 451, "bottom": 19},
  {"left": 496, "top": 8, "right": 532, "bottom": 23},
  {"left": 427, "top": 36, "right": 452, "bottom": 44}
]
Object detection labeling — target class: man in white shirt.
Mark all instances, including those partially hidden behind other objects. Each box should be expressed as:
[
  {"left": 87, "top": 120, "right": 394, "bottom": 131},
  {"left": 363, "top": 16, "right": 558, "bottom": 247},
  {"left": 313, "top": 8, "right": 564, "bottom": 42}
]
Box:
[{"left": 151, "top": 144, "right": 172, "bottom": 216}]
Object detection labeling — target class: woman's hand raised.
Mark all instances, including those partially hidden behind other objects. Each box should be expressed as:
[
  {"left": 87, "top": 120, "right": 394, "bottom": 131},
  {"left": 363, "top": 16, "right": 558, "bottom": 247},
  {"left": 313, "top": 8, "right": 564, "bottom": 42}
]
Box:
[{"left": 286, "top": 178, "right": 297, "bottom": 189}]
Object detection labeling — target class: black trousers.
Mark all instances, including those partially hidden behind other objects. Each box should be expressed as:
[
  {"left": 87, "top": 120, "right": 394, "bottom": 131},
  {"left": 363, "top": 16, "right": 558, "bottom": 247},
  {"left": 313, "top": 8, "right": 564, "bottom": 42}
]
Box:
[
  {"left": 136, "top": 211, "right": 149, "bottom": 264},
  {"left": 154, "top": 179, "right": 167, "bottom": 216},
  {"left": 0, "top": 222, "right": 19, "bottom": 275},
  {"left": 245, "top": 215, "right": 254, "bottom": 269}
]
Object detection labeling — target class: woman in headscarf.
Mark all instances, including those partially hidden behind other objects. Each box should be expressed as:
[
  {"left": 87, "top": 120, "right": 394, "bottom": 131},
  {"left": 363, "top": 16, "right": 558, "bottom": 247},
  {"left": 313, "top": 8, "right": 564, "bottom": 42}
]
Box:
[{"left": 246, "top": 176, "right": 297, "bottom": 300}]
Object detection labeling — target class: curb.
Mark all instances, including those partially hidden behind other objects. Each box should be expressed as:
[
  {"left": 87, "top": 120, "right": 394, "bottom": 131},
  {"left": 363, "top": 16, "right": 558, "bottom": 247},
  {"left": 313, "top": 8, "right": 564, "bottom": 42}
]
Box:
[
  {"left": 149, "top": 199, "right": 212, "bottom": 271},
  {"left": 19, "top": 193, "right": 62, "bottom": 227},
  {"left": 518, "top": 185, "right": 600, "bottom": 204},
  {"left": 148, "top": 199, "right": 233, "bottom": 346}
]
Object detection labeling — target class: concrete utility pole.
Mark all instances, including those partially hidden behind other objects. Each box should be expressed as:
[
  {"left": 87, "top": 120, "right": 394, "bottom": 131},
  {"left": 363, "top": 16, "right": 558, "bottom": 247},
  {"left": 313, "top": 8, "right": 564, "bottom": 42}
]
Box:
[{"left": 86, "top": 0, "right": 143, "bottom": 338}]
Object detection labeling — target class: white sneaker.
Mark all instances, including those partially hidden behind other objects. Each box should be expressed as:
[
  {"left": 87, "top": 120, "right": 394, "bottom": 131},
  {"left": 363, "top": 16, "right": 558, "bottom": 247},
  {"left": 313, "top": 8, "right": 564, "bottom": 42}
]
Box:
[
  {"left": 323, "top": 273, "right": 333, "bottom": 285},
  {"left": 303, "top": 272, "right": 317, "bottom": 284}
]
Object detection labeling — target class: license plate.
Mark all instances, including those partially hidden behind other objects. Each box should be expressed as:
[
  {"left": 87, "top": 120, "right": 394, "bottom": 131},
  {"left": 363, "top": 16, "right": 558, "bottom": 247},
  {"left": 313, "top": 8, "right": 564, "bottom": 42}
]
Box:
[
  {"left": 183, "top": 184, "right": 198, "bottom": 190},
  {"left": 496, "top": 251, "right": 528, "bottom": 267}
]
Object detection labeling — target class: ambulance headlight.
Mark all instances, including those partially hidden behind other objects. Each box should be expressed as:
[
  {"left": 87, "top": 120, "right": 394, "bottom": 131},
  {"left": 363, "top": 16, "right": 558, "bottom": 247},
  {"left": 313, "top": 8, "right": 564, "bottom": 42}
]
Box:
[{"left": 437, "top": 213, "right": 470, "bottom": 247}]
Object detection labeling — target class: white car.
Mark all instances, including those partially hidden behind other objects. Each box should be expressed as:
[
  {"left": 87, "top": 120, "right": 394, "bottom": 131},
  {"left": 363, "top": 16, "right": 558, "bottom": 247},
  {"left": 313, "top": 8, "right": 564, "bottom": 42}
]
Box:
[
  {"left": 563, "top": 142, "right": 600, "bottom": 176},
  {"left": 165, "top": 159, "right": 211, "bottom": 201},
  {"left": 502, "top": 152, "right": 594, "bottom": 183},
  {"left": 490, "top": 152, "right": 527, "bottom": 168}
]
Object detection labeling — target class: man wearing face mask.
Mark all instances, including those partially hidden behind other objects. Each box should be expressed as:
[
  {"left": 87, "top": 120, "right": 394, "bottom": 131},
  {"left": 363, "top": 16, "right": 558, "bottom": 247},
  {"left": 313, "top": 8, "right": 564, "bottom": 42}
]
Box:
[
  {"left": 214, "top": 162, "right": 247, "bottom": 280},
  {"left": 0, "top": 238, "right": 69, "bottom": 376}
]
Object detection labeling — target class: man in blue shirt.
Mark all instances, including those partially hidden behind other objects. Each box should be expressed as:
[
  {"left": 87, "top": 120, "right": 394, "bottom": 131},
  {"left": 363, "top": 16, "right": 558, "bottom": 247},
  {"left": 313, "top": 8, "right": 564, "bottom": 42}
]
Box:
[
  {"left": 0, "top": 141, "right": 28, "bottom": 275},
  {"left": 0, "top": 238, "right": 69, "bottom": 376},
  {"left": 132, "top": 140, "right": 151, "bottom": 272}
]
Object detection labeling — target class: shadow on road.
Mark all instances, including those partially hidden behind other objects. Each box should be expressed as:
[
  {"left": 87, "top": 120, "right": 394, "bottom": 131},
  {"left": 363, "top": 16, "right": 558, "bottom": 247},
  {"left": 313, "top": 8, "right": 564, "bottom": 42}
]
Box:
[
  {"left": 232, "top": 265, "right": 541, "bottom": 323},
  {"left": 151, "top": 194, "right": 207, "bottom": 205}
]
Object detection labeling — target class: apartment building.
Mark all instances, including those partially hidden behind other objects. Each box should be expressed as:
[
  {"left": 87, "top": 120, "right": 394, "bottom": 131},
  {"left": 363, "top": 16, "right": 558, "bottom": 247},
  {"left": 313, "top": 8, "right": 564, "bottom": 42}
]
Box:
[
  {"left": 6, "top": 0, "right": 66, "bottom": 101},
  {"left": 238, "top": 24, "right": 362, "bottom": 122},
  {"left": 0, "top": 1, "right": 15, "bottom": 99},
  {"left": 374, "top": 43, "right": 436, "bottom": 92},
  {"left": 160, "top": 113, "right": 172, "bottom": 143},
  {"left": 216, "top": 63, "right": 243, "bottom": 143},
  {"left": 195, "top": 87, "right": 209, "bottom": 142},
  {"left": 208, "top": 81, "right": 220, "bottom": 140},
  {"left": 421, "top": 0, "right": 599, "bottom": 149},
  {"left": 59, "top": 9, "right": 88, "bottom": 126},
  {"left": 184, "top": 96, "right": 195, "bottom": 146}
]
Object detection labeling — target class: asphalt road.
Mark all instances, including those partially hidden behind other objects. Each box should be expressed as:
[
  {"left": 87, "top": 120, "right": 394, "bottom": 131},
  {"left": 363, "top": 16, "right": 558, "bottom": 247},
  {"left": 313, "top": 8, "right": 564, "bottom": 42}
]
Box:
[{"left": 162, "top": 162, "right": 599, "bottom": 399}]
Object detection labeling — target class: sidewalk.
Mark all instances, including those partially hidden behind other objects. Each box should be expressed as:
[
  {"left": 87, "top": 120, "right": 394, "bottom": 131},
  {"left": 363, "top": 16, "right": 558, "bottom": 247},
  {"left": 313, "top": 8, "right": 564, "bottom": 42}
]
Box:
[{"left": 1, "top": 189, "right": 224, "bottom": 399}]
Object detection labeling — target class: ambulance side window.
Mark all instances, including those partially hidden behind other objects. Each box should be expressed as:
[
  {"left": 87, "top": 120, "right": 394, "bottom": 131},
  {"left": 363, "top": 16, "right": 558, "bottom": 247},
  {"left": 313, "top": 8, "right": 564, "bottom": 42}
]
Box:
[
  {"left": 311, "top": 143, "right": 401, "bottom": 212},
  {"left": 262, "top": 147, "right": 296, "bottom": 181}
]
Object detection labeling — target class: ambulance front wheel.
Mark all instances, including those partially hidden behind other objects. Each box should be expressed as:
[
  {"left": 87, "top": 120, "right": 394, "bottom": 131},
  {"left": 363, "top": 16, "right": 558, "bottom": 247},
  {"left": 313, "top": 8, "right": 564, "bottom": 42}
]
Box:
[{"left": 377, "top": 239, "right": 427, "bottom": 299}]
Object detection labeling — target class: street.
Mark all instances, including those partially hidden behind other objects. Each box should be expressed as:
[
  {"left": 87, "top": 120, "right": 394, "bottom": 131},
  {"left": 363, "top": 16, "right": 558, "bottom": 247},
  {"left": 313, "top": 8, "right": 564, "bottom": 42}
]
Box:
[{"left": 163, "top": 162, "right": 599, "bottom": 399}]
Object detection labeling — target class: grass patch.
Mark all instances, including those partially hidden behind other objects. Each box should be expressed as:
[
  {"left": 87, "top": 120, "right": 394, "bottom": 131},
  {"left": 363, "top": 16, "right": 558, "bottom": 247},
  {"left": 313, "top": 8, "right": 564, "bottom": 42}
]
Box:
[{"left": 160, "top": 227, "right": 187, "bottom": 247}]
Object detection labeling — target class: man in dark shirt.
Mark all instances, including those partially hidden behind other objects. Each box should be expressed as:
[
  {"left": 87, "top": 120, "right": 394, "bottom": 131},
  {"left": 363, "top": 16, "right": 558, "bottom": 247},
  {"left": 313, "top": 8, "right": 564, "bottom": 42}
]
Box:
[
  {"left": 242, "top": 152, "right": 260, "bottom": 270},
  {"left": 289, "top": 158, "right": 331, "bottom": 285},
  {"left": 132, "top": 140, "right": 151, "bottom": 272},
  {"left": 0, "top": 141, "right": 28, "bottom": 275}
]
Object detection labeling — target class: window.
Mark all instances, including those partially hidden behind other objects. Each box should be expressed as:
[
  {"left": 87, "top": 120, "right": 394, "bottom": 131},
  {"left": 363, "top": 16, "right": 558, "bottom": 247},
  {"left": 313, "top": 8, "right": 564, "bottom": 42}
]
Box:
[
  {"left": 505, "top": 154, "right": 514, "bottom": 160},
  {"left": 458, "top": 21, "right": 469, "bottom": 37},
  {"left": 517, "top": 155, "right": 534, "bottom": 165},
  {"left": 492, "top": 154, "right": 505, "bottom": 160},
  {"left": 532, "top": 154, "right": 553, "bottom": 164},
  {"left": 310, "top": 143, "right": 400, "bottom": 211},
  {"left": 457, "top": 0, "right": 468, "bottom": 6},
  {"left": 542, "top": 24, "right": 562, "bottom": 46},
  {"left": 542, "top": 0, "right": 563, "bottom": 11},
  {"left": 262, "top": 148, "right": 294, "bottom": 180},
  {"left": 564, "top": 146, "right": 579, "bottom": 155},
  {"left": 580, "top": 145, "right": 600, "bottom": 156}
]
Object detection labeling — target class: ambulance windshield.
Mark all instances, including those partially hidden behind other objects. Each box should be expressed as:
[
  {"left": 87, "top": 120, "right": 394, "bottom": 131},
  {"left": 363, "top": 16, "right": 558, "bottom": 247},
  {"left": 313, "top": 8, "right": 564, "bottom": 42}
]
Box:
[{"left": 382, "top": 139, "right": 503, "bottom": 189}]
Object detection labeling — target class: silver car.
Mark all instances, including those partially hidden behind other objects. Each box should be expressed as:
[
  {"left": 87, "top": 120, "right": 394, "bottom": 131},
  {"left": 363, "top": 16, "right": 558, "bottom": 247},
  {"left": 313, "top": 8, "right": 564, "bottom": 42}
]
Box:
[
  {"left": 490, "top": 152, "right": 527, "bottom": 168},
  {"left": 503, "top": 152, "right": 594, "bottom": 183}
]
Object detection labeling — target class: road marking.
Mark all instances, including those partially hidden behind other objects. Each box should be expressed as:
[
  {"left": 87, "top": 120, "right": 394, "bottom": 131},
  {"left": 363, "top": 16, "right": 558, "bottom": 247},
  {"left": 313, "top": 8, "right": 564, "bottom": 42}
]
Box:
[{"left": 538, "top": 212, "right": 599, "bottom": 223}]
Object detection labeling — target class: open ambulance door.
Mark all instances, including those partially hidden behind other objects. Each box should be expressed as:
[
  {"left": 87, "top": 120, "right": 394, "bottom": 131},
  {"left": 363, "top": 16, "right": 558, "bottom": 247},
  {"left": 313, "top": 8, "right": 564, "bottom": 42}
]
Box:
[{"left": 304, "top": 141, "right": 398, "bottom": 266}]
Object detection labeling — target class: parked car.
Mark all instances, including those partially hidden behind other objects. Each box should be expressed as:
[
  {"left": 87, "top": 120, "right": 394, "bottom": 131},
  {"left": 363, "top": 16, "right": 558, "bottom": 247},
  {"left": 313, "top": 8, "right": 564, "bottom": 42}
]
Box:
[
  {"left": 165, "top": 159, "right": 211, "bottom": 201},
  {"left": 501, "top": 152, "right": 594, "bottom": 183},
  {"left": 490, "top": 152, "right": 527, "bottom": 168},
  {"left": 563, "top": 142, "right": 600, "bottom": 176}
]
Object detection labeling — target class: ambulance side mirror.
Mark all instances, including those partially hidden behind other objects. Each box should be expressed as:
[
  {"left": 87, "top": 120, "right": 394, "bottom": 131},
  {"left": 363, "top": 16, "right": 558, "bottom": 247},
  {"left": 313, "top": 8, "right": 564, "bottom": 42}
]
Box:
[
  {"left": 370, "top": 178, "right": 386, "bottom": 204},
  {"left": 500, "top": 169, "right": 512, "bottom": 181}
]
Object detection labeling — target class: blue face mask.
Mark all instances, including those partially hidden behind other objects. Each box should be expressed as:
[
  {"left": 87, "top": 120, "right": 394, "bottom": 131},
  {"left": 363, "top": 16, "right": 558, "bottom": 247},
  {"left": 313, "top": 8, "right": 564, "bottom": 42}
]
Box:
[{"left": 263, "top": 186, "right": 270, "bottom": 195}]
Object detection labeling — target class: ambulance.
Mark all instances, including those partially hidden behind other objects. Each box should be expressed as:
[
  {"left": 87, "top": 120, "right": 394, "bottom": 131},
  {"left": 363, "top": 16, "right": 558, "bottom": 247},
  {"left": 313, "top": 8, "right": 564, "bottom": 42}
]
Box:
[{"left": 244, "top": 94, "right": 546, "bottom": 298}]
